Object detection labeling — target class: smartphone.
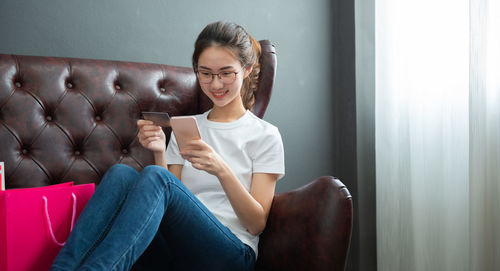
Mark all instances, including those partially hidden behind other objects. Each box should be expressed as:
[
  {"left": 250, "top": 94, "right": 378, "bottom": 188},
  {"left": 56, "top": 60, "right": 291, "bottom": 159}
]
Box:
[
  {"left": 142, "top": 112, "right": 171, "bottom": 127},
  {"left": 170, "top": 116, "right": 201, "bottom": 152}
]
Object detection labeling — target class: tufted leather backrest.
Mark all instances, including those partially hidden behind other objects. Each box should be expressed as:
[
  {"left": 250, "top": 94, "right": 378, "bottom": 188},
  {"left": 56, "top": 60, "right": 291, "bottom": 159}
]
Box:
[{"left": 0, "top": 40, "right": 276, "bottom": 189}]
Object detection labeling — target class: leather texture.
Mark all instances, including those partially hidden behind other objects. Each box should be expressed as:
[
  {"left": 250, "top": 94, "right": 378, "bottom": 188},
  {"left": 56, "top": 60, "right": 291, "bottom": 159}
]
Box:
[
  {"left": 0, "top": 40, "right": 352, "bottom": 270},
  {"left": 255, "top": 177, "right": 353, "bottom": 271}
]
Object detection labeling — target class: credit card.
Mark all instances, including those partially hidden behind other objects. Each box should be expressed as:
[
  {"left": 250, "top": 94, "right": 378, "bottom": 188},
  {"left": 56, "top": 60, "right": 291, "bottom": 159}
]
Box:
[{"left": 141, "top": 112, "right": 171, "bottom": 127}]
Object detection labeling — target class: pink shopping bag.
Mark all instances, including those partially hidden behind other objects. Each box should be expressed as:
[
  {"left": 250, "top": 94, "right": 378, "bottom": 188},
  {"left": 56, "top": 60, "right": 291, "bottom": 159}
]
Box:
[{"left": 0, "top": 182, "right": 95, "bottom": 271}]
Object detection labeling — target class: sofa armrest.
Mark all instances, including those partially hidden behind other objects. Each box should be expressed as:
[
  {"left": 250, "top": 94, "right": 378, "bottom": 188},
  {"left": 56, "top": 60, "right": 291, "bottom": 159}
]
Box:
[{"left": 255, "top": 176, "right": 353, "bottom": 271}]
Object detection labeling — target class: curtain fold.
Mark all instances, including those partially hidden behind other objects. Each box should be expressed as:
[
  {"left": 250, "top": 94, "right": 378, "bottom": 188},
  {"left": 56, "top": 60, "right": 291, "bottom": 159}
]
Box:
[
  {"left": 376, "top": 0, "right": 500, "bottom": 270},
  {"left": 470, "top": 0, "right": 500, "bottom": 269}
]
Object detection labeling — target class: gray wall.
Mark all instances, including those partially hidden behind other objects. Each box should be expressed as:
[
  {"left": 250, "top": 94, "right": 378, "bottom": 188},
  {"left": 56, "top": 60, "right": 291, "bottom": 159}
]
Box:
[
  {"left": 355, "top": 0, "right": 377, "bottom": 270},
  {"left": 0, "top": 0, "right": 334, "bottom": 193}
]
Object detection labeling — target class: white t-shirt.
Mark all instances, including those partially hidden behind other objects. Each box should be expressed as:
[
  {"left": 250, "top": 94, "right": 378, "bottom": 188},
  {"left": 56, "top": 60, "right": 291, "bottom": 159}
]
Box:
[{"left": 165, "top": 110, "right": 285, "bottom": 256}]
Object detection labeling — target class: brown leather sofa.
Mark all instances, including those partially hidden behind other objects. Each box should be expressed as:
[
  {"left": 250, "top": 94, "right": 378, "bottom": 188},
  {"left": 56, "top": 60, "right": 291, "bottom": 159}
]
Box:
[{"left": 0, "top": 40, "right": 353, "bottom": 270}]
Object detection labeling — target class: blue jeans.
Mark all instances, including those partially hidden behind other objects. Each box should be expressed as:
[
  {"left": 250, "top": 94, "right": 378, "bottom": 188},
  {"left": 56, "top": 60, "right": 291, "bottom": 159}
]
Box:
[{"left": 50, "top": 164, "right": 255, "bottom": 271}]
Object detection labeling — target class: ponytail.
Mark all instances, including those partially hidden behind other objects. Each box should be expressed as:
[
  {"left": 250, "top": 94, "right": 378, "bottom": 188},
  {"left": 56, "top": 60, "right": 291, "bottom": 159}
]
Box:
[{"left": 242, "top": 35, "right": 262, "bottom": 110}]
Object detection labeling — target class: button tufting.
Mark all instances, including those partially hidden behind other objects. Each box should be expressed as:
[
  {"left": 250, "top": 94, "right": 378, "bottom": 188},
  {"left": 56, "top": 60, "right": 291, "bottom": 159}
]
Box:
[
  {"left": 74, "top": 150, "right": 81, "bottom": 156},
  {"left": 22, "top": 149, "right": 28, "bottom": 155},
  {"left": 67, "top": 83, "right": 73, "bottom": 89},
  {"left": 122, "top": 149, "right": 128, "bottom": 154},
  {"left": 46, "top": 116, "right": 53, "bottom": 121},
  {"left": 15, "top": 82, "right": 21, "bottom": 88},
  {"left": 115, "top": 85, "right": 121, "bottom": 90},
  {"left": 160, "top": 87, "right": 166, "bottom": 92},
  {"left": 95, "top": 115, "right": 102, "bottom": 121}
]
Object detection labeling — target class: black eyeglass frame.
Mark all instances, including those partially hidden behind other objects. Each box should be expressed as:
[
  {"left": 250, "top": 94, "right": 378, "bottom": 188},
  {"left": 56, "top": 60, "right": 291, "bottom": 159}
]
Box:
[{"left": 195, "top": 67, "right": 245, "bottom": 84}]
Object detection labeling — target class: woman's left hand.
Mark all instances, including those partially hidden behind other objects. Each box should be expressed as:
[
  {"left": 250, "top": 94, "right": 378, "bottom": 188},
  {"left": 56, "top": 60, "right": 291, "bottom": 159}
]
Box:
[{"left": 180, "top": 139, "right": 227, "bottom": 177}]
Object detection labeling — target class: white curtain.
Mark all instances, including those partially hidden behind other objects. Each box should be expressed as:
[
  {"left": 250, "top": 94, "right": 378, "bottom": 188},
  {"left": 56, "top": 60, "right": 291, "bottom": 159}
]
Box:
[{"left": 375, "top": 0, "right": 500, "bottom": 270}]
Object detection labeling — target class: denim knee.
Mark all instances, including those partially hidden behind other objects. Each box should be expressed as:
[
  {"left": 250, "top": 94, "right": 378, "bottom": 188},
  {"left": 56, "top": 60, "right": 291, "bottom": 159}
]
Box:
[
  {"left": 100, "top": 164, "right": 139, "bottom": 190},
  {"left": 107, "top": 163, "right": 136, "bottom": 174}
]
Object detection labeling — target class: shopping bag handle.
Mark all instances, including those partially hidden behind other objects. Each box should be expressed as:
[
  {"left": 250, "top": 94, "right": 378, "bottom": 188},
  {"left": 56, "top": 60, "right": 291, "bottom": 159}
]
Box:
[{"left": 42, "top": 193, "right": 77, "bottom": 246}]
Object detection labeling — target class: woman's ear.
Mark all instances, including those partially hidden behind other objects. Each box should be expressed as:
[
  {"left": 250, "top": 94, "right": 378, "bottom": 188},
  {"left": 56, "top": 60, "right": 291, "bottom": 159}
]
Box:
[{"left": 243, "top": 66, "right": 253, "bottom": 79}]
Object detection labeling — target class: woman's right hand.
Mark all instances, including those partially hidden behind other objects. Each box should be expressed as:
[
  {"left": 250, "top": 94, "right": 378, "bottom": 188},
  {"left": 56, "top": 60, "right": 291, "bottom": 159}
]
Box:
[{"left": 137, "top": 120, "right": 166, "bottom": 153}]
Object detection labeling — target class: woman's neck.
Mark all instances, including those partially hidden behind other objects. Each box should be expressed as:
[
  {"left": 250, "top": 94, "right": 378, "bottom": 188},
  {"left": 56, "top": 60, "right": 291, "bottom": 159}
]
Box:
[{"left": 208, "top": 100, "right": 246, "bottom": 122}]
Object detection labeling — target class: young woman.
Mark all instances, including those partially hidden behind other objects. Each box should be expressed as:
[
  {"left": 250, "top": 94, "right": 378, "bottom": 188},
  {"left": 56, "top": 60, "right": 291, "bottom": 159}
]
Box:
[{"left": 51, "top": 21, "right": 284, "bottom": 271}]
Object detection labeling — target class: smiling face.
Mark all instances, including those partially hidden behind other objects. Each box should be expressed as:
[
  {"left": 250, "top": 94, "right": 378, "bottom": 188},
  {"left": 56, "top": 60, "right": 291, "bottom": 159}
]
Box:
[{"left": 197, "top": 46, "right": 250, "bottom": 110}]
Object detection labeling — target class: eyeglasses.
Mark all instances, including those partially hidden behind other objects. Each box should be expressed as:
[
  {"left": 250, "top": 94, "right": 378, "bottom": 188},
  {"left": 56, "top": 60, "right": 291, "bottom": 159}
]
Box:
[{"left": 196, "top": 69, "right": 242, "bottom": 84}]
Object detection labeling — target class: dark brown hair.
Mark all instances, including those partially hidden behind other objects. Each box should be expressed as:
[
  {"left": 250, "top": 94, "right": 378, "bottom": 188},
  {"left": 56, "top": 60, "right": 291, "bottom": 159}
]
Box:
[{"left": 192, "top": 21, "right": 262, "bottom": 110}]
